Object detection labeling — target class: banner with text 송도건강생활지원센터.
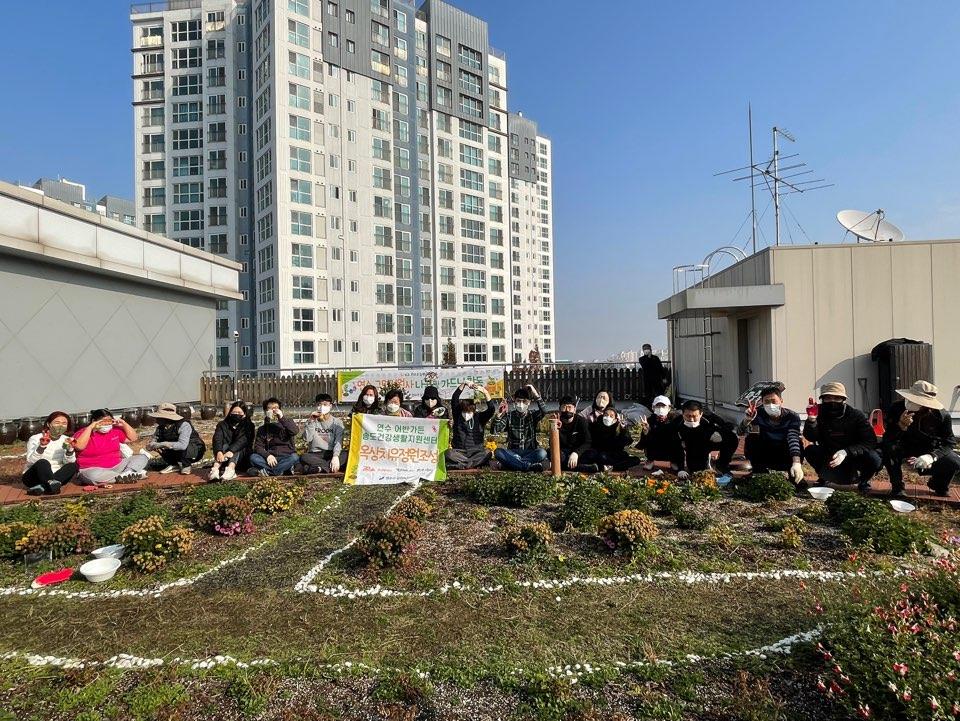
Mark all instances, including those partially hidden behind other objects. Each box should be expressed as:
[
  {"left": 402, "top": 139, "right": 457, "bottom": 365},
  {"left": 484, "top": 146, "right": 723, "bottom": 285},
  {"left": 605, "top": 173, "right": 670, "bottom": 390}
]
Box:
[
  {"left": 345, "top": 414, "right": 450, "bottom": 485},
  {"left": 336, "top": 367, "right": 504, "bottom": 402}
]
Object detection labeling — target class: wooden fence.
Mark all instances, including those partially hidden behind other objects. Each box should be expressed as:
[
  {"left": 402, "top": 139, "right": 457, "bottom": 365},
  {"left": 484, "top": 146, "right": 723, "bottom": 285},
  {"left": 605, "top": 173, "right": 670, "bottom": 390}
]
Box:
[{"left": 201, "top": 365, "right": 651, "bottom": 408}]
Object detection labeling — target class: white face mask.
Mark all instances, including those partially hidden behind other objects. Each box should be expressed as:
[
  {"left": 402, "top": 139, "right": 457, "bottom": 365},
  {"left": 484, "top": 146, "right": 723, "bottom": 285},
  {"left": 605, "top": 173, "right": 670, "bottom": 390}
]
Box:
[
  {"left": 602, "top": 416, "right": 617, "bottom": 427},
  {"left": 386, "top": 402, "right": 400, "bottom": 413},
  {"left": 362, "top": 395, "right": 375, "bottom": 406},
  {"left": 319, "top": 404, "right": 332, "bottom": 415},
  {"left": 763, "top": 403, "right": 782, "bottom": 417},
  {"left": 683, "top": 419, "right": 700, "bottom": 428},
  {"left": 653, "top": 406, "right": 669, "bottom": 418},
  {"left": 595, "top": 397, "right": 608, "bottom": 409},
  {"left": 904, "top": 400, "right": 921, "bottom": 412},
  {"left": 426, "top": 398, "right": 437, "bottom": 408},
  {"left": 515, "top": 401, "right": 529, "bottom": 413},
  {"left": 462, "top": 412, "right": 474, "bottom": 423},
  {"left": 97, "top": 424, "right": 113, "bottom": 434}
]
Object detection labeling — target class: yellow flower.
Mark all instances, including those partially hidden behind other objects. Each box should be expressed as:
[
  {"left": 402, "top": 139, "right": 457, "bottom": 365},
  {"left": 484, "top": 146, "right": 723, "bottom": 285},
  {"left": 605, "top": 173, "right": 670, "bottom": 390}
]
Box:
[
  {"left": 600, "top": 487, "right": 609, "bottom": 495},
  {"left": 646, "top": 478, "right": 656, "bottom": 488}
]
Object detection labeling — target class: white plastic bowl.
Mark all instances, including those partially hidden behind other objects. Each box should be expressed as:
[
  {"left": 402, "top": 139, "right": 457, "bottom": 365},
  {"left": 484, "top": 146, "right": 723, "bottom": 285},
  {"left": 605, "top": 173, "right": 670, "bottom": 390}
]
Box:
[
  {"left": 716, "top": 474, "right": 732, "bottom": 487},
  {"left": 91, "top": 544, "right": 126, "bottom": 560},
  {"left": 889, "top": 499, "right": 916, "bottom": 514},
  {"left": 79, "top": 558, "right": 121, "bottom": 583},
  {"left": 808, "top": 487, "right": 834, "bottom": 501}
]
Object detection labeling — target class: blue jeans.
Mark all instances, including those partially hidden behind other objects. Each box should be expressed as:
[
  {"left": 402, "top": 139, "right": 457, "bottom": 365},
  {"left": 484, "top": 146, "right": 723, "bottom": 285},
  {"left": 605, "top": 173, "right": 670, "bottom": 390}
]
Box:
[
  {"left": 495, "top": 447, "right": 547, "bottom": 471},
  {"left": 249, "top": 452, "right": 300, "bottom": 476}
]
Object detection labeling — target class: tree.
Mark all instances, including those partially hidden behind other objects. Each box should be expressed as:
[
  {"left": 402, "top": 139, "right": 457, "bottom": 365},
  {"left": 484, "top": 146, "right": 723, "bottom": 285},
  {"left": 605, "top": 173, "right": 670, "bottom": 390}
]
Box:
[{"left": 442, "top": 338, "right": 457, "bottom": 367}]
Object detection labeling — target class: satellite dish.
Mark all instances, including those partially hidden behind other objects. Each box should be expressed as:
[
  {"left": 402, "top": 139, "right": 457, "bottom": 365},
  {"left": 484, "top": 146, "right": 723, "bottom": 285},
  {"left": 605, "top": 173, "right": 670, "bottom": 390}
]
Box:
[{"left": 837, "top": 209, "right": 905, "bottom": 243}]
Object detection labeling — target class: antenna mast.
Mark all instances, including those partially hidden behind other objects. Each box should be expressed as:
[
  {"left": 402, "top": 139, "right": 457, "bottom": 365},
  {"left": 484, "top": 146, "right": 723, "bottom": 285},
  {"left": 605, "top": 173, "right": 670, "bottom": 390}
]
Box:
[{"left": 749, "top": 105, "right": 756, "bottom": 254}]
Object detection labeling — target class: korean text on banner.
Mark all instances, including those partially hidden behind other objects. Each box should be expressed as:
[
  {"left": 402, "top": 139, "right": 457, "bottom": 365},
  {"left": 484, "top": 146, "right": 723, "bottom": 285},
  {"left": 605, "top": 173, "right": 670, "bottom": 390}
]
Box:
[
  {"left": 345, "top": 414, "right": 450, "bottom": 485},
  {"left": 337, "top": 367, "right": 504, "bottom": 402}
]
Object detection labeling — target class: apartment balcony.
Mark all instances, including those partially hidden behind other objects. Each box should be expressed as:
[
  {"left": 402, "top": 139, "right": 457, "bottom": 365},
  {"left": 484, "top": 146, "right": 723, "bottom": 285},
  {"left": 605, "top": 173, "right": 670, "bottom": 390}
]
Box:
[
  {"left": 133, "top": 63, "right": 165, "bottom": 78},
  {"left": 205, "top": 20, "right": 225, "bottom": 32},
  {"left": 141, "top": 141, "right": 165, "bottom": 154}
]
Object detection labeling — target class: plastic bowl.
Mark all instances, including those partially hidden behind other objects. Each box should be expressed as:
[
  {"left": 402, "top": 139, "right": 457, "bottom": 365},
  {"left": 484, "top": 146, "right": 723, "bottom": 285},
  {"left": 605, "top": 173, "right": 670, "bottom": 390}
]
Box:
[
  {"left": 716, "top": 474, "right": 732, "bottom": 487},
  {"left": 889, "top": 499, "right": 916, "bottom": 514},
  {"left": 91, "top": 544, "right": 126, "bottom": 560},
  {"left": 79, "top": 558, "right": 121, "bottom": 583},
  {"left": 808, "top": 487, "right": 835, "bottom": 501}
]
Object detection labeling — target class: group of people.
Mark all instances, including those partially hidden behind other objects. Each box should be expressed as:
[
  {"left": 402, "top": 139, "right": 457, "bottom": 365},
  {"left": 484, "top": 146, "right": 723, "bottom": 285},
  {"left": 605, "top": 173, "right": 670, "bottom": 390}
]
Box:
[{"left": 19, "top": 372, "right": 959, "bottom": 498}]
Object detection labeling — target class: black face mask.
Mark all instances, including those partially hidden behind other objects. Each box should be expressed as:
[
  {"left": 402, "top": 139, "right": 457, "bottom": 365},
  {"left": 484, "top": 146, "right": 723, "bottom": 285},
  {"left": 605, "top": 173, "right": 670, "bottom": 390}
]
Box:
[
  {"left": 560, "top": 411, "right": 574, "bottom": 421},
  {"left": 819, "top": 402, "right": 845, "bottom": 419},
  {"left": 227, "top": 415, "right": 243, "bottom": 426}
]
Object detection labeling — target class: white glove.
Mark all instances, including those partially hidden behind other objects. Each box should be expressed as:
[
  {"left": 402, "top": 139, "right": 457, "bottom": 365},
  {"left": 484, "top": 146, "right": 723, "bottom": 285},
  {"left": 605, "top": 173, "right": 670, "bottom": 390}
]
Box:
[
  {"left": 828, "top": 449, "right": 847, "bottom": 468},
  {"left": 330, "top": 455, "right": 341, "bottom": 473},
  {"left": 677, "top": 470, "right": 690, "bottom": 481},
  {"left": 789, "top": 463, "right": 804, "bottom": 483},
  {"left": 709, "top": 432, "right": 722, "bottom": 443},
  {"left": 912, "top": 454, "right": 934, "bottom": 471},
  {"left": 567, "top": 452, "right": 579, "bottom": 470},
  {"left": 267, "top": 454, "right": 278, "bottom": 468}
]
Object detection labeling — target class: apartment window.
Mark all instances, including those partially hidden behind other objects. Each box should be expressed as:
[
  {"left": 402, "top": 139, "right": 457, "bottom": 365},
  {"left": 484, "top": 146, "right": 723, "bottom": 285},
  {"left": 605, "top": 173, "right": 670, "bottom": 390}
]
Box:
[
  {"left": 459, "top": 119, "right": 483, "bottom": 142},
  {"left": 439, "top": 240, "right": 455, "bottom": 260},
  {"left": 289, "top": 114, "right": 310, "bottom": 141},
  {"left": 172, "top": 101, "right": 201, "bottom": 123},
  {"left": 439, "top": 266, "right": 455, "bottom": 286},
  {"left": 459, "top": 69, "right": 482, "bottom": 94},
  {"left": 461, "top": 243, "right": 486, "bottom": 265},
  {"left": 346, "top": 39, "right": 356, "bottom": 53},
  {"left": 460, "top": 194, "right": 484, "bottom": 216},
  {"left": 437, "top": 138, "right": 452, "bottom": 159},
  {"left": 396, "top": 231, "right": 411, "bottom": 252},
  {"left": 460, "top": 169, "right": 484, "bottom": 191},
  {"left": 142, "top": 187, "right": 165, "bottom": 207},
  {"left": 373, "top": 137, "right": 390, "bottom": 160},
  {"left": 461, "top": 219, "right": 485, "bottom": 241},
  {"left": 290, "top": 179, "right": 312, "bottom": 204},
  {"left": 171, "top": 20, "right": 201, "bottom": 42},
  {"left": 374, "top": 225, "right": 393, "bottom": 247},
  {"left": 393, "top": 7, "right": 407, "bottom": 32},
  {"left": 438, "top": 163, "right": 453, "bottom": 184},
  {"left": 395, "top": 174, "right": 411, "bottom": 198},
  {"left": 393, "top": 118, "right": 409, "bottom": 143},
  {"left": 172, "top": 209, "right": 202, "bottom": 231},
  {"left": 436, "top": 86, "right": 452, "bottom": 108},
  {"left": 288, "top": 19, "right": 309, "bottom": 47},
  {"left": 375, "top": 283, "right": 394, "bottom": 304},
  {"left": 345, "top": 8, "right": 355, "bottom": 22},
  {"left": 397, "top": 258, "right": 412, "bottom": 280},
  {"left": 256, "top": 245, "right": 275, "bottom": 273},
  {"left": 293, "top": 340, "right": 315, "bottom": 364},
  {"left": 293, "top": 308, "right": 315, "bottom": 333},
  {"left": 288, "top": 51, "right": 309, "bottom": 78},
  {"left": 138, "top": 25, "right": 163, "bottom": 47},
  {"left": 209, "top": 206, "right": 227, "bottom": 226},
  {"left": 463, "top": 344, "right": 487, "bottom": 363},
  {"left": 490, "top": 251, "right": 504, "bottom": 269},
  {"left": 141, "top": 80, "right": 164, "bottom": 101},
  {"left": 173, "top": 182, "right": 203, "bottom": 204},
  {"left": 207, "top": 39, "right": 225, "bottom": 60},
  {"left": 377, "top": 343, "right": 395, "bottom": 363},
  {"left": 375, "top": 254, "right": 394, "bottom": 276},
  {"left": 436, "top": 34, "right": 451, "bottom": 57},
  {"left": 292, "top": 275, "right": 314, "bottom": 300},
  {"left": 458, "top": 44, "right": 482, "bottom": 70},
  {"left": 438, "top": 189, "right": 454, "bottom": 210},
  {"left": 395, "top": 146, "right": 411, "bottom": 170},
  {"left": 398, "top": 314, "right": 413, "bottom": 336},
  {"left": 394, "top": 203, "right": 411, "bottom": 225},
  {"left": 209, "top": 234, "right": 227, "bottom": 254},
  {"left": 259, "top": 341, "right": 276, "bottom": 366},
  {"left": 207, "top": 67, "right": 226, "bottom": 88},
  {"left": 142, "top": 160, "right": 164, "bottom": 180},
  {"left": 371, "top": 50, "right": 390, "bottom": 75},
  {"left": 373, "top": 196, "right": 392, "bottom": 218},
  {"left": 172, "top": 74, "right": 202, "bottom": 96},
  {"left": 208, "top": 150, "right": 226, "bottom": 169},
  {"left": 492, "top": 298, "right": 505, "bottom": 315},
  {"left": 328, "top": 32, "right": 339, "bottom": 47},
  {"left": 144, "top": 214, "right": 165, "bottom": 234},
  {"left": 291, "top": 241, "right": 313, "bottom": 268},
  {"left": 289, "top": 83, "right": 310, "bottom": 110},
  {"left": 462, "top": 268, "right": 486, "bottom": 289},
  {"left": 207, "top": 121, "right": 226, "bottom": 142},
  {"left": 371, "top": 20, "right": 389, "bottom": 46},
  {"left": 460, "top": 144, "right": 482, "bottom": 166},
  {"left": 376, "top": 313, "right": 394, "bottom": 333},
  {"left": 289, "top": 146, "right": 311, "bottom": 173},
  {"left": 463, "top": 318, "right": 487, "bottom": 338},
  {"left": 171, "top": 47, "right": 200, "bottom": 69},
  {"left": 397, "top": 287, "right": 413, "bottom": 308},
  {"left": 373, "top": 167, "right": 391, "bottom": 190},
  {"left": 172, "top": 128, "right": 202, "bottom": 150}
]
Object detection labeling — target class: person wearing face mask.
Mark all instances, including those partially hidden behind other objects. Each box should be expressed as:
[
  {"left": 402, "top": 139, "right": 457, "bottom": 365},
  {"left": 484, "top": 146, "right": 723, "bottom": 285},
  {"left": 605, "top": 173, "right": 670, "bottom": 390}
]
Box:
[
  {"left": 22, "top": 411, "right": 78, "bottom": 495},
  {"left": 383, "top": 389, "right": 413, "bottom": 417},
  {"left": 493, "top": 385, "right": 548, "bottom": 472},
  {"left": 250, "top": 398, "right": 300, "bottom": 477},
  {"left": 145, "top": 402, "right": 206, "bottom": 475},
  {"left": 639, "top": 344, "right": 670, "bottom": 408},
  {"left": 635, "top": 396, "right": 684, "bottom": 471},
  {"left": 446, "top": 381, "right": 497, "bottom": 470},
  {"left": 351, "top": 385, "right": 381, "bottom": 416},
  {"left": 414, "top": 385, "right": 448, "bottom": 419},
  {"left": 209, "top": 401, "right": 254, "bottom": 481},
  {"left": 580, "top": 390, "right": 619, "bottom": 425},
  {"left": 803, "top": 382, "right": 881, "bottom": 491},
  {"left": 675, "top": 400, "right": 739, "bottom": 478},
  {"left": 555, "top": 396, "right": 598, "bottom": 472},
  {"left": 881, "top": 381, "right": 960, "bottom": 497},
  {"left": 590, "top": 406, "right": 639, "bottom": 472},
  {"left": 301, "top": 393, "right": 347, "bottom": 474},
  {"left": 72, "top": 409, "right": 148, "bottom": 486},
  {"left": 739, "top": 387, "right": 805, "bottom": 487}
]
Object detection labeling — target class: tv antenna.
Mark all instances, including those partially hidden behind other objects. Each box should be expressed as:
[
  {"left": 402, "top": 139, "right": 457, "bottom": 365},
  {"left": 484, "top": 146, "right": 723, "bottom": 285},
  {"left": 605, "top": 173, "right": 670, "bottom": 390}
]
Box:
[{"left": 716, "top": 106, "right": 834, "bottom": 252}]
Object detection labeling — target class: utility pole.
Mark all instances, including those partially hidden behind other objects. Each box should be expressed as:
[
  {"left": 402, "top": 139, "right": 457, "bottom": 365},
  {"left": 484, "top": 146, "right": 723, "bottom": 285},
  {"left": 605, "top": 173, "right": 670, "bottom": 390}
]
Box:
[{"left": 749, "top": 105, "right": 756, "bottom": 254}]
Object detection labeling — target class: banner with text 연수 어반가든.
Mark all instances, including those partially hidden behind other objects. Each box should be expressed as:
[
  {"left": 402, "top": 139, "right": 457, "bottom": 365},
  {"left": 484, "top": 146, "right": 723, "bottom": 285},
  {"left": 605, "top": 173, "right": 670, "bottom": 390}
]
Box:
[
  {"left": 336, "top": 367, "right": 504, "bottom": 402},
  {"left": 345, "top": 414, "right": 450, "bottom": 485}
]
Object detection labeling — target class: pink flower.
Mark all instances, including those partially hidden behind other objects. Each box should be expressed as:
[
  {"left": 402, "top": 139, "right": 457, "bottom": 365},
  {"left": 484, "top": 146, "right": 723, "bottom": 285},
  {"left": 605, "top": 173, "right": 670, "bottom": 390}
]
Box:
[
  {"left": 931, "top": 698, "right": 941, "bottom": 711},
  {"left": 903, "top": 690, "right": 912, "bottom": 702},
  {"left": 893, "top": 662, "right": 909, "bottom": 676},
  {"left": 816, "top": 678, "right": 827, "bottom": 692},
  {"left": 857, "top": 704, "right": 872, "bottom": 718}
]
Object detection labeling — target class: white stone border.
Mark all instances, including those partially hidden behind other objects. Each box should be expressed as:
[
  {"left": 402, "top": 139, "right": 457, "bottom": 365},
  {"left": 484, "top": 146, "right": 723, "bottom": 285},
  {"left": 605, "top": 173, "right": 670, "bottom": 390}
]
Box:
[{"left": 0, "top": 486, "right": 347, "bottom": 600}]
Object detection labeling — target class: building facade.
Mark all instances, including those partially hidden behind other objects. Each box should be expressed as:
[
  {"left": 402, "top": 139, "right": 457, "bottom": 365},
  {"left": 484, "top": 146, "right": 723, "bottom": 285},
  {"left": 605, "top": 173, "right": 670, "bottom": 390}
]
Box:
[
  {"left": 131, "top": 0, "right": 554, "bottom": 373},
  {"left": 20, "top": 178, "right": 136, "bottom": 226}
]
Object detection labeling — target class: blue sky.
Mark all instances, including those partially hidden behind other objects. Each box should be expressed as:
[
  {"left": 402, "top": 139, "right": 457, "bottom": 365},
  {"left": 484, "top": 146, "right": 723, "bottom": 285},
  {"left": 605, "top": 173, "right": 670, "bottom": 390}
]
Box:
[{"left": 3, "top": 1, "right": 960, "bottom": 361}]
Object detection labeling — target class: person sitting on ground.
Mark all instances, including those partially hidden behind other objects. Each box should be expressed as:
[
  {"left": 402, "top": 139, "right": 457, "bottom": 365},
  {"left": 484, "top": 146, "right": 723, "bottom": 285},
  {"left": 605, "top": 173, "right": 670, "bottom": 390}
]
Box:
[
  {"left": 73, "top": 409, "right": 149, "bottom": 486},
  {"left": 209, "top": 401, "right": 254, "bottom": 482},
  {"left": 675, "top": 400, "right": 739, "bottom": 478},
  {"left": 590, "top": 406, "right": 640, "bottom": 472},
  {"left": 579, "top": 389, "right": 618, "bottom": 425},
  {"left": 249, "top": 398, "right": 300, "bottom": 477},
  {"left": 301, "top": 393, "right": 347, "bottom": 474},
  {"left": 145, "top": 403, "right": 206, "bottom": 475},
  {"left": 739, "top": 387, "right": 805, "bottom": 488},
  {"left": 635, "top": 395, "right": 684, "bottom": 471},
  {"left": 803, "top": 382, "right": 881, "bottom": 492},
  {"left": 493, "top": 385, "right": 548, "bottom": 472},
  {"left": 446, "top": 381, "right": 496, "bottom": 470},
  {"left": 22, "top": 411, "right": 78, "bottom": 495},
  {"left": 413, "top": 385, "right": 449, "bottom": 419},
  {"left": 351, "top": 385, "right": 381, "bottom": 416},
  {"left": 383, "top": 389, "right": 413, "bottom": 417},
  {"left": 881, "top": 380, "right": 960, "bottom": 498},
  {"left": 555, "top": 395, "right": 598, "bottom": 472}
]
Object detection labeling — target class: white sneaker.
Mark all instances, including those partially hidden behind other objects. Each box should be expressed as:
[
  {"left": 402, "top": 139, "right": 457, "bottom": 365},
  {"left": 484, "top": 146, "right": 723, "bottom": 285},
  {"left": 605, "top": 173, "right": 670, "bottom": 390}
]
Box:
[
  {"left": 208, "top": 464, "right": 221, "bottom": 481},
  {"left": 159, "top": 465, "right": 177, "bottom": 474},
  {"left": 258, "top": 468, "right": 270, "bottom": 477},
  {"left": 180, "top": 464, "right": 193, "bottom": 475},
  {"left": 134, "top": 470, "right": 148, "bottom": 480},
  {"left": 139, "top": 448, "right": 152, "bottom": 459},
  {"left": 221, "top": 466, "right": 236, "bottom": 481}
]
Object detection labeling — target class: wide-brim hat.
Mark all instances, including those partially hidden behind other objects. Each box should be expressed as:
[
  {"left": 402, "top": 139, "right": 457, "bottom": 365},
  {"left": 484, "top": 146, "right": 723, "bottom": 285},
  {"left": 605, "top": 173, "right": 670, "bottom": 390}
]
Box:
[
  {"left": 896, "top": 380, "right": 944, "bottom": 410},
  {"left": 819, "top": 382, "right": 847, "bottom": 400},
  {"left": 149, "top": 402, "right": 182, "bottom": 422}
]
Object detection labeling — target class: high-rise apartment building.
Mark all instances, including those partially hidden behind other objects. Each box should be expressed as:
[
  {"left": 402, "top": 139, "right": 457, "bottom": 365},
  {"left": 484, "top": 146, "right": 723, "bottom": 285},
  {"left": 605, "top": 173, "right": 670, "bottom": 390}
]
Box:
[{"left": 131, "top": 0, "right": 554, "bottom": 372}]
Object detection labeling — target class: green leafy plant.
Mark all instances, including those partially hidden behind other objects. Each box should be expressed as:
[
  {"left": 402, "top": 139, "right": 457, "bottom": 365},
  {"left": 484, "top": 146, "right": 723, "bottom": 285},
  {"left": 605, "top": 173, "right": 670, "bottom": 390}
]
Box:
[
  {"left": 708, "top": 522, "right": 736, "bottom": 550},
  {"left": 119, "top": 516, "right": 194, "bottom": 573},
  {"left": 597, "top": 510, "right": 659, "bottom": 557},
  {"left": 0, "top": 501, "right": 43, "bottom": 526},
  {"left": 673, "top": 507, "right": 711, "bottom": 531},
  {"left": 356, "top": 515, "right": 421, "bottom": 569},
  {"left": 0, "top": 521, "right": 36, "bottom": 559},
  {"left": 247, "top": 478, "right": 303, "bottom": 514},
  {"left": 733, "top": 472, "right": 795, "bottom": 502},
  {"left": 826, "top": 491, "right": 878, "bottom": 524},
  {"left": 393, "top": 496, "right": 433, "bottom": 522},
  {"left": 464, "top": 472, "right": 553, "bottom": 508},
  {"left": 841, "top": 509, "right": 929, "bottom": 556},
  {"left": 16, "top": 520, "right": 95, "bottom": 558},
  {"left": 191, "top": 496, "right": 255, "bottom": 535},
  {"left": 502, "top": 521, "right": 554, "bottom": 558},
  {"left": 560, "top": 476, "right": 656, "bottom": 529},
  {"left": 90, "top": 489, "right": 169, "bottom": 544}
]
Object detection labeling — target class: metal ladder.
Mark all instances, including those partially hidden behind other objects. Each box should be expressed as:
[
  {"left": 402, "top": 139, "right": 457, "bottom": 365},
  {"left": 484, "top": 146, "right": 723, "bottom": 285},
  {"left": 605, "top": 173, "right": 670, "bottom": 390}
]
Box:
[{"left": 702, "top": 312, "right": 715, "bottom": 410}]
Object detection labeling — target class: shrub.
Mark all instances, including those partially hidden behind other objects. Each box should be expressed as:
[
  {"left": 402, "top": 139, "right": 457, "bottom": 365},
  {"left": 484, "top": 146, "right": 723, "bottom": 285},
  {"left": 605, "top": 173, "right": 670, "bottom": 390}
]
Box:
[
  {"left": 393, "top": 496, "right": 433, "bottom": 522},
  {"left": 502, "top": 522, "right": 554, "bottom": 558},
  {"left": 119, "top": 516, "right": 194, "bottom": 573},
  {"left": 688, "top": 470, "right": 721, "bottom": 500},
  {"left": 797, "top": 503, "right": 830, "bottom": 523},
  {"left": 709, "top": 523, "right": 735, "bottom": 550},
  {"left": 816, "top": 554, "right": 960, "bottom": 720},
  {"left": 597, "top": 510, "right": 659, "bottom": 557},
  {"left": 561, "top": 477, "right": 655, "bottom": 530},
  {"left": 15, "top": 520, "right": 95, "bottom": 558},
  {"left": 826, "top": 491, "right": 878, "bottom": 524},
  {"left": 0, "top": 502, "right": 43, "bottom": 526},
  {"left": 187, "top": 481, "right": 250, "bottom": 504},
  {"left": 191, "top": 496, "right": 255, "bottom": 536},
  {"left": 357, "top": 515, "right": 421, "bottom": 568},
  {"left": 734, "top": 472, "right": 795, "bottom": 502},
  {"left": 465, "top": 472, "right": 553, "bottom": 508},
  {"left": 0, "top": 522, "right": 36, "bottom": 559},
  {"left": 673, "top": 508, "right": 711, "bottom": 531},
  {"left": 247, "top": 478, "right": 303, "bottom": 514},
  {"left": 841, "top": 509, "right": 929, "bottom": 556},
  {"left": 90, "top": 489, "right": 169, "bottom": 544}
]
